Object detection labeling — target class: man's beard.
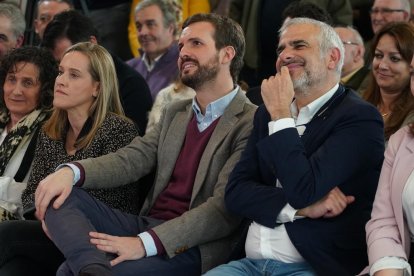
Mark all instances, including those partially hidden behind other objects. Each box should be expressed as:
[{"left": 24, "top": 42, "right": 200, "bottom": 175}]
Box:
[
  {"left": 181, "top": 55, "right": 220, "bottom": 90},
  {"left": 292, "top": 65, "right": 326, "bottom": 97}
]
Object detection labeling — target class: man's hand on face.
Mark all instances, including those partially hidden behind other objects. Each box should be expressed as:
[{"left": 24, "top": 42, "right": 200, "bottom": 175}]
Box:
[
  {"left": 35, "top": 166, "right": 74, "bottom": 220},
  {"left": 261, "top": 66, "right": 294, "bottom": 121}
]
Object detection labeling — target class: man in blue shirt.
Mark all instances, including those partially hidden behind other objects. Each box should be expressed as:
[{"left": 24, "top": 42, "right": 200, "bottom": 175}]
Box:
[{"left": 8, "top": 13, "right": 256, "bottom": 276}]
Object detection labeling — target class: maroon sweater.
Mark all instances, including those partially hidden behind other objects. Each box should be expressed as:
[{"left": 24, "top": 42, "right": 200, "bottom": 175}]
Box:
[{"left": 148, "top": 115, "right": 219, "bottom": 220}]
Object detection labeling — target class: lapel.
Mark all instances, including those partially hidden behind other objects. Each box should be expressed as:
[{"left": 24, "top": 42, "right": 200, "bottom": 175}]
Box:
[
  {"left": 191, "top": 90, "right": 246, "bottom": 200},
  {"left": 300, "top": 85, "right": 346, "bottom": 150},
  {"left": 153, "top": 103, "right": 193, "bottom": 199},
  {"left": 392, "top": 136, "right": 414, "bottom": 251}
]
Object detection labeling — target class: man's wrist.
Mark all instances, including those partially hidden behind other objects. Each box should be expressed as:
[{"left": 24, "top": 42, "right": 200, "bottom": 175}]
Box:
[
  {"left": 56, "top": 164, "right": 78, "bottom": 185},
  {"left": 138, "top": 231, "right": 157, "bottom": 257},
  {"left": 270, "top": 111, "right": 291, "bottom": 121}
]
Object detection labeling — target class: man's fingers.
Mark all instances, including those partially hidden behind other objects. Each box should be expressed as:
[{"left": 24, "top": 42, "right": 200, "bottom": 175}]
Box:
[
  {"left": 52, "top": 187, "right": 71, "bottom": 210},
  {"left": 280, "top": 66, "right": 290, "bottom": 77},
  {"left": 36, "top": 192, "right": 53, "bottom": 220},
  {"left": 110, "top": 256, "right": 125, "bottom": 267},
  {"left": 346, "top": 195, "right": 355, "bottom": 204}
]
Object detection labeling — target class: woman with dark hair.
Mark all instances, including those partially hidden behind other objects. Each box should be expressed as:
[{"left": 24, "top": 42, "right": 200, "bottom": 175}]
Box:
[
  {"left": 363, "top": 53, "right": 414, "bottom": 275},
  {"left": 363, "top": 21, "right": 414, "bottom": 142},
  {"left": 0, "top": 46, "right": 57, "bottom": 221}
]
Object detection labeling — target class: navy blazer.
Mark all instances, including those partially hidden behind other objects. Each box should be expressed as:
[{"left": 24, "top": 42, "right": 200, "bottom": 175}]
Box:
[{"left": 225, "top": 86, "right": 385, "bottom": 275}]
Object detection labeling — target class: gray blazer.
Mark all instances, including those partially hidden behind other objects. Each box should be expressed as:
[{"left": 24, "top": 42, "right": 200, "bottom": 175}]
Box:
[{"left": 77, "top": 89, "right": 257, "bottom": 272}]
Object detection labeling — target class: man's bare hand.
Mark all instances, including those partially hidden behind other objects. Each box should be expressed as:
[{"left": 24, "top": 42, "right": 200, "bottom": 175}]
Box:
[
  {"left": 35, "top": 167, "right": 74, "bottom": 220},
  {"left": 261, "top": 66, "right": 294, "bottom": 121},
  {"left": 297, "top": 187, "right": 355, "bottom": 219},
  {"left": 89, "top": 232, "right": 146, "bottom": 266}
]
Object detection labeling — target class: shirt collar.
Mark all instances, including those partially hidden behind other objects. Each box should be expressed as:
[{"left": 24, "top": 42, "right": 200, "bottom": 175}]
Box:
[
  {"left": 341, "top": 65, "right": 364, "bottom": 84},
  {"left": 291, "top": 83, "right": 339, "bottom": 126},
  {"left": 192, "top": 86, "right": 239, "bottom": 124},
  {"left": 142, "top": 52, "right": 165, "bottom": 72}
]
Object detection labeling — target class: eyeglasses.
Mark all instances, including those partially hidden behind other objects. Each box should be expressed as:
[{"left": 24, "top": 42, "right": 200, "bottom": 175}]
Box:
[
  {"left": 342, "top": 41, "right": 359, "bottom": 46},
  {"left": 369, "top": 8, "right": 406, "bottom": 15}
]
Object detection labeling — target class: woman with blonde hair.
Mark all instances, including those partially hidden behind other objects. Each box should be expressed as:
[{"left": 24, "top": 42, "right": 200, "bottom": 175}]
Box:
[
  {"left": 0, "top": 41, "right": 140, "bottom": 275},
  {"left": 22, "top": 41, "right": 140, "bottom": 214}
]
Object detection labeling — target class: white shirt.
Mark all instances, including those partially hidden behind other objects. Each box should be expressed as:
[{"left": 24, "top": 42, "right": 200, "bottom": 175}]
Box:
[
  {"left": 142, "top": 53, "right": 164, "bottom": 72},
  {"left": 245, "top": 84, "right": 339, "bottom": 263}
]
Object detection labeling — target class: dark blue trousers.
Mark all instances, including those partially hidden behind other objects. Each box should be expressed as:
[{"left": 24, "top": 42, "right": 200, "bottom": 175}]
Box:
[{"left": 45, "top": 188, "right": 201, "bottom": 276}]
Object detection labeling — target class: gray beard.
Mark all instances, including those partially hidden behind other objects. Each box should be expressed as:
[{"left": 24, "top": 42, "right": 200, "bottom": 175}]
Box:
[{"left": 292, "top": 67, "right": 327, "bottom": 97}]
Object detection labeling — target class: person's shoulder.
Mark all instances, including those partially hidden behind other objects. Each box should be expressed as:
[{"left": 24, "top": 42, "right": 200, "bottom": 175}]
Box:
[
  {"left": 342, "top": 87, "right": 379, "bottom": 114},
  {"left": 389, "top": 126, "right": 412, "bottom": 149},
  {"left": 165, "top": 98, "right": 193, "bottom": 114},
  {"left": 102, "top": 113, "right": 138, "bottom": 135},
  {"left": 126, "top": 56, "right": 143, "bottom": 68}
]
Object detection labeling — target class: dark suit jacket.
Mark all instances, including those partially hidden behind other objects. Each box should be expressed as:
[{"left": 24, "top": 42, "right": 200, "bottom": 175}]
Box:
[
  {"left": 112, "top": 53, "right": 153, "bottom": 136},
  {"left": 245, "top": 85, "right": 263, "bottom": 106},
  {"left": 343, "top": 66, "right": 371, "bottom": 96},
  {"left": 225, "top": 86, "right": 385, "bottom": 275}
]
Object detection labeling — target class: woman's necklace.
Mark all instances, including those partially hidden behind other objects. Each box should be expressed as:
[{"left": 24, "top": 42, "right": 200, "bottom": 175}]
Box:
[{"left": 378, "top": 105, "right": 391, "bottom": 119}]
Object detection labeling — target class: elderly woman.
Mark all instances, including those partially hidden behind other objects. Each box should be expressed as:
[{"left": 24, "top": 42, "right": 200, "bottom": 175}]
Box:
[
  {"left": 0, "top": 46, "right": 57, "bottom": 221},
  {"left": 363, "top": 22, "right": 414, "bottom": 142},
  {"left": 0, "top": 42, "right": 140, "bottom": 275}
]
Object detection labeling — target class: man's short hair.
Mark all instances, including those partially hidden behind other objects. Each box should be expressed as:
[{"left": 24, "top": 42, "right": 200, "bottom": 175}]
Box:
[
  {"left": 0, "top": 3, "right": 25, "bottom": 40},
  {"left": 342, "top": 25, "right": 364, "bottom": 45},
  {"left": 41, "top": 10, "right": 99, "bottom": 50},
  {"left": 135, "top": 0, "right": 178, "bottom": 36},
  {"left": 36, "top": 0, "right": 74, "bottom": 17},
  {"left": 280, "top": 17, "right": 345, "bottom": 75},
  {"left": 182, "top": 13, "right": 246, "bottom": 84},
  {"left": 400, "top": 0, "right": 411, "bottom": 13}
]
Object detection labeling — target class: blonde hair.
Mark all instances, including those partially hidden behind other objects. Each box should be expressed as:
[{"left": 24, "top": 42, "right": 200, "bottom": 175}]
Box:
[{"left": 44, "top": 42, "right": 126, "bottom": 149}]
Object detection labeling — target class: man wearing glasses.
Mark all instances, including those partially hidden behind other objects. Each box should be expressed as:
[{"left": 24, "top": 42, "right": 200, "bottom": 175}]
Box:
[
  {"left": 334, "top": 26, "right": 370, "bottom": 96},
  {"left": 365, "top": 0, "right": 410, "bottom": 65},
  {"left": 370, "top": 0, "right": 410, "bottom": 34}
]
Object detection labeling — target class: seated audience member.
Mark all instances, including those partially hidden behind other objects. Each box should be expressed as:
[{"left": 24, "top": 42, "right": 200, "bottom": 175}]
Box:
[
  {"left": 146, "top": 78, "right": 195, "bottom": 133},
  {"left": 127, "top": 0, "right": 180, "bottom": 100},
  {"left": 128, "top": 0, "right": 211, "bottom": 57},
  {"left": 230, "top": 0, "right": 352, "bottom": 88},
  {"left": 0, "top": 2, "right": 25, "bottom": 58},
  {"left": 362, "top": 54, "right": 414, "bottom": 276},
  {"left": 42, "top": 10, "right": 153, "bottom": 135},
  {"left": 0, "top": 46, "right": 57, "bottom": 221},
  {"left": 335, "top": 25, "right": 370, "bottom": 96},
  {"left": 0, "top": 42, "right": 139, "bottom": 276},
  {"left": 365, "top": 0, "right": 411, "bottom": 65},
  {"left": 22, "top": 41, "right": 140, "bottom": 214},
  {"left": 245, "top": 2, "right": 333, "bottom": 105},
  {"left": 22, "top": 13, "right": 255, "bottom": 276},
  {"left": 71, "top": 0, "right": 133, "bottom": 61},
  {"left": 34, "top": 0, "right": 73, "bottom": 41},
  {"left": 363, "top": 21, "right": 414, "bottom": 142},
  {"left": 206, "top": 18, "right": 384, "bottom": 276}
]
